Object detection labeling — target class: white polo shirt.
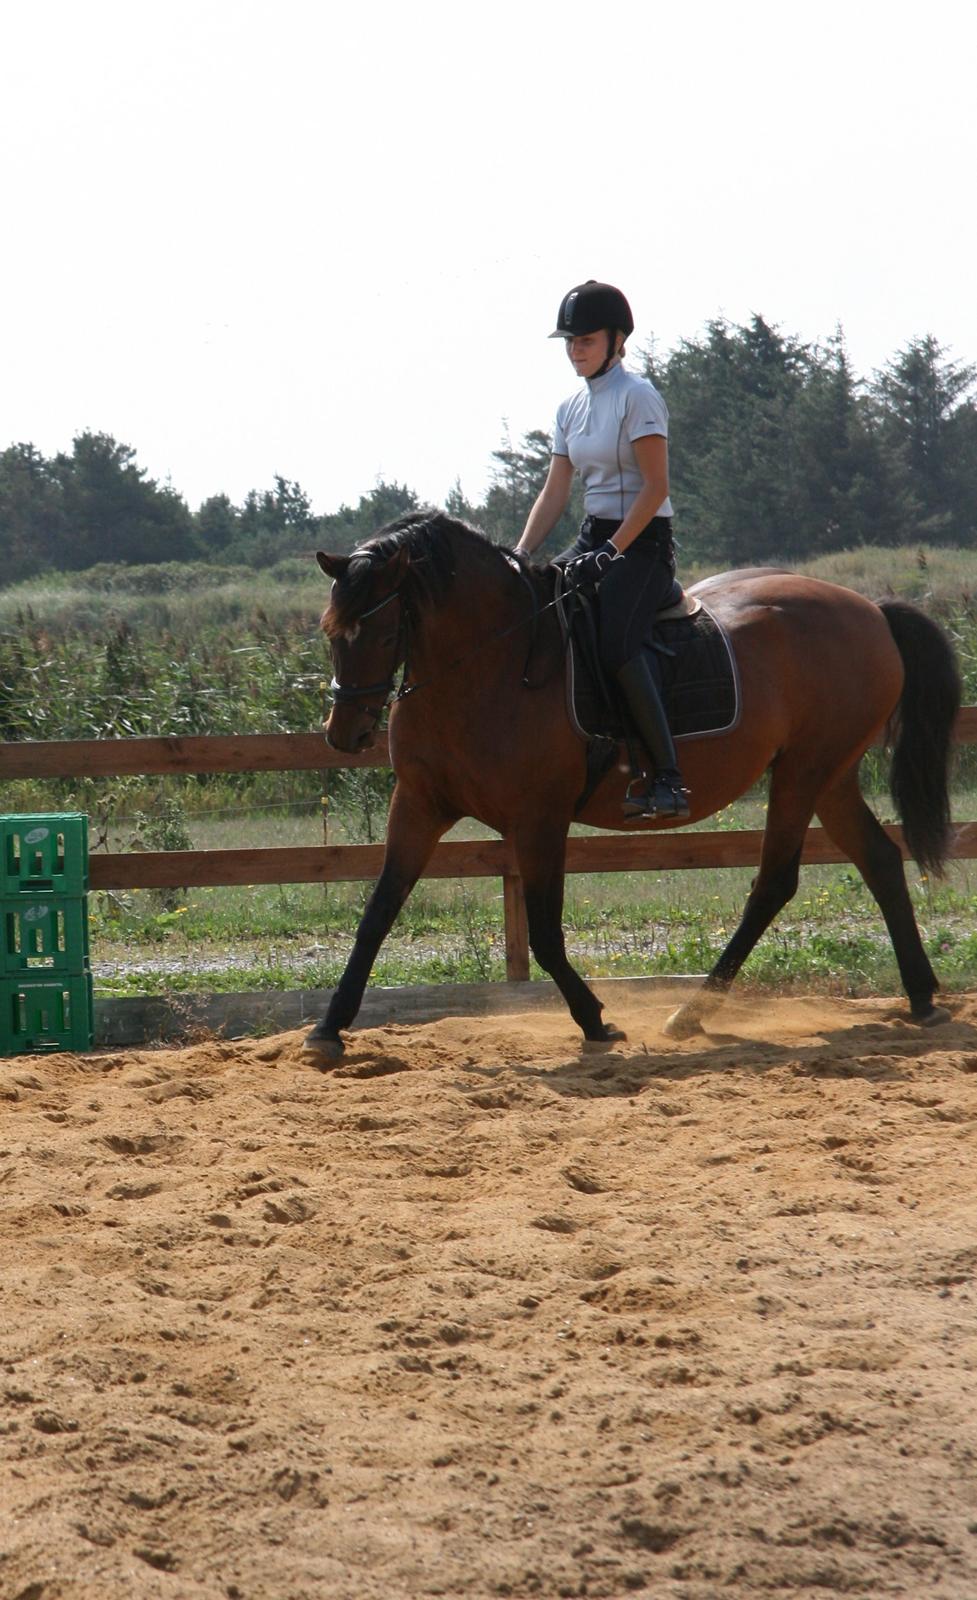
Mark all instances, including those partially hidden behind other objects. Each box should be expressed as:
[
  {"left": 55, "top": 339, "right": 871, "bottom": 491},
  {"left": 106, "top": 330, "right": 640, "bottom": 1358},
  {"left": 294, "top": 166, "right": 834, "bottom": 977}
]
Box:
[{"left": 552, "top": 361, "right": 674, "bottom": 520}]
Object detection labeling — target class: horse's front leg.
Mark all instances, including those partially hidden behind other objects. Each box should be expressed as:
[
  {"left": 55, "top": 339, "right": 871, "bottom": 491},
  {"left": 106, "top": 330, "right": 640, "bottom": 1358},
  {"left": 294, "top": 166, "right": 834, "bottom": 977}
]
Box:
[
  {"left": 304, "top": 786, "right": 453, "bottom": 1066},
  {"left": 513, "top": 822, "right": 625, "bottom": 1047}
]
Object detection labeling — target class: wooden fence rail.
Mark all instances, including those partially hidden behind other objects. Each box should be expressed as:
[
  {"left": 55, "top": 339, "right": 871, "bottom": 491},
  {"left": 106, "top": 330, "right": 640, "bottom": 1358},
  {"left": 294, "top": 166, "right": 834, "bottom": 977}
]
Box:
[{"left": 3, "top": 711, "right": 977, "bottom": 981}]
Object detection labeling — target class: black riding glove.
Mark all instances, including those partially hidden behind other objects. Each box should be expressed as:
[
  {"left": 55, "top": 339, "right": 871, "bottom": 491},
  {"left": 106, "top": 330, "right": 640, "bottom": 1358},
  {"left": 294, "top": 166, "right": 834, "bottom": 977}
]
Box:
[{"left": 566, "top": 540, "right": 624, "bottom": 589}]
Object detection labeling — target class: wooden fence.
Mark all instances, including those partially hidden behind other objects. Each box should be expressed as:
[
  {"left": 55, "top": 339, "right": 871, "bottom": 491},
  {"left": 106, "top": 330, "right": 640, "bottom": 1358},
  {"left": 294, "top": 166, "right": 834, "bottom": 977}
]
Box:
[{"left": 3, "top": 712, "right": 977, "bottom": 981}]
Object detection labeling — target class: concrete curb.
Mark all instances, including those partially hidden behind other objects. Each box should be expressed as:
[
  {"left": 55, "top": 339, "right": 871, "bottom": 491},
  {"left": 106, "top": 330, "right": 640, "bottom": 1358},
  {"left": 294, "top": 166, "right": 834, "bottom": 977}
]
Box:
[{"left": 93, "top": 974, "right": 705, "bottom": 1047}]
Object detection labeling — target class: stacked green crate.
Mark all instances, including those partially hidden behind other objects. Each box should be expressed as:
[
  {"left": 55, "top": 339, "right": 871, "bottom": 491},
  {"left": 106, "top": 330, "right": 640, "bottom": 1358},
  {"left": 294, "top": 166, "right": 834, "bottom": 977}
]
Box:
[{"left": 0, "top": 814, "right": 93, "bottom": 1054}]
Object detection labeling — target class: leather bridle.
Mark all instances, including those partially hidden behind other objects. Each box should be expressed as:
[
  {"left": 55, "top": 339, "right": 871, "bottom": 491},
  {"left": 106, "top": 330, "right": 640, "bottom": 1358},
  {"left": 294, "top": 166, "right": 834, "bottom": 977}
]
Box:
[{"left": 328, "top": 587, "right": 406, "bottom": 723}]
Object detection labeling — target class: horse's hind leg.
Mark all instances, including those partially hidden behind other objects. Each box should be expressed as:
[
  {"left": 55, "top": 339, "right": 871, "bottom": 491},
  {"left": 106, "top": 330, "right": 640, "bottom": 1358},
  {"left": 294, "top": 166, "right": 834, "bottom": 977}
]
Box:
[
  {"left": 303, "top": 786, "right": 455, "bottom": 1065},
  {"left": 513, "top": 822, "right": 623, "bottom": 1046},
  {"left": 815, "top": 768, "right": 946, "bottom": 1025},
  {"left": 664, "top": 765, "right": 817, "bottom": 1039}
]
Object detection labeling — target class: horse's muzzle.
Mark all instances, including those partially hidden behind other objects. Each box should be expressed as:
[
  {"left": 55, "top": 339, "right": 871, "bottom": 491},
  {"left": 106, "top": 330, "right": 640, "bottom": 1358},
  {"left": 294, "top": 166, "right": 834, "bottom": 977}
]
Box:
[{"left": 324, "top": 711, "right": 377, "bottom": 753}]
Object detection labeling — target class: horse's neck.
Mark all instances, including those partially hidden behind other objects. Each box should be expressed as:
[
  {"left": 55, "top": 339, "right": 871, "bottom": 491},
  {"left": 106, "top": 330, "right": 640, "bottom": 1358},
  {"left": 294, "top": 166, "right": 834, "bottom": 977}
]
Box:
[
  {"left": 411, "top": 546, "right": 520, "bottom": 664},
  {"left": 405, "top": 555, "right": 564, "bottom": 711}
]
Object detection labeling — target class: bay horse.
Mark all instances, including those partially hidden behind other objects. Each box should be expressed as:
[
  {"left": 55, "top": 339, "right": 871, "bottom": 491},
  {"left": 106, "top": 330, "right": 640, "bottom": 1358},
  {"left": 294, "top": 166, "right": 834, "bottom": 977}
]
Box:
[{"left": 304, "top": 511, "right": 960, "bottom": 1062}]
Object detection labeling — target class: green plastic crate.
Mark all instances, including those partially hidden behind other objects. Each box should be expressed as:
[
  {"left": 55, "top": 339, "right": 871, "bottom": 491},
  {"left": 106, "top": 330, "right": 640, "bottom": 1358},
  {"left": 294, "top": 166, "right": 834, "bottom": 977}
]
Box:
[
  {"left": 1, "top": 897, "right": 90, "bottom": 974},
  {"left": 1, "top": 972, "right": 94, "bottom": 1055},
  {"left": 0, "top": 814, "right": 89, "bottom": 896}
]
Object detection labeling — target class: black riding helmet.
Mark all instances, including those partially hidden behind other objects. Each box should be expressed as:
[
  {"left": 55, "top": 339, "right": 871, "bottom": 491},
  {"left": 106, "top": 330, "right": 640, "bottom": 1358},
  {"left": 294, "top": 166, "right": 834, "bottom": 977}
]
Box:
[{"left": 549, "top": 280, "right": 635, "bottom": 341}]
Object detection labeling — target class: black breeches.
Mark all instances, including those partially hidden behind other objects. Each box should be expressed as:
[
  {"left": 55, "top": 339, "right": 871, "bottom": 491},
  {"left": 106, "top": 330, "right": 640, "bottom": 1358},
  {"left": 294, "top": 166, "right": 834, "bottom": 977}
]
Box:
[{"left": 557, "top": 515, "right": 677, "bottom": 676}]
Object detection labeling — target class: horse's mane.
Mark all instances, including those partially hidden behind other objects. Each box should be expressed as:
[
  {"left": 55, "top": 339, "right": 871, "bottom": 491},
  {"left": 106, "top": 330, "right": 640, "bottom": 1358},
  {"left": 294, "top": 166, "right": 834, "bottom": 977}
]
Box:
[{"left": 324, "top": 509, "right": 545, "bottom": 637}]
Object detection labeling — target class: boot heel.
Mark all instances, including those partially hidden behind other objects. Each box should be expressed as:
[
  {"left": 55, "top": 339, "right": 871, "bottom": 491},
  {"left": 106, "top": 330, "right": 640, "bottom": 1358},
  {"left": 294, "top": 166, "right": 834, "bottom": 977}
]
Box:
[{"left": 623, "top": 774, "right": 690, "bottom": 820}]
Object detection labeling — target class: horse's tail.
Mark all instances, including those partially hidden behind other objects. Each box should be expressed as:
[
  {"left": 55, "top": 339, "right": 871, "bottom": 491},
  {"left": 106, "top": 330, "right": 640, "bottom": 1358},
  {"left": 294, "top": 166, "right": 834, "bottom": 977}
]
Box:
[{"left": 879, "top": 599, "right": 961, "bottom": 877}]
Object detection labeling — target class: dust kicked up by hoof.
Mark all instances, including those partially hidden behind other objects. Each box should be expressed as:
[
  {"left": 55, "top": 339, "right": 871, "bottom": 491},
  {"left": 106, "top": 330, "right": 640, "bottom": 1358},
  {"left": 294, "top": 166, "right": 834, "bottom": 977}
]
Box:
[{"left": 662, "top": 1005, "right": 706, "bottom": 1040}]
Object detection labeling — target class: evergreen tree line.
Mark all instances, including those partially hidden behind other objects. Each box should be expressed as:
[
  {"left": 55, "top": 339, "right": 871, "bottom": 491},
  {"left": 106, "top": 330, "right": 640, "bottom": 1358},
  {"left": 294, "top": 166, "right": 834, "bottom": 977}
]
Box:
[{"left": 2, "top": 316, "right": 975, "bottom": 585}]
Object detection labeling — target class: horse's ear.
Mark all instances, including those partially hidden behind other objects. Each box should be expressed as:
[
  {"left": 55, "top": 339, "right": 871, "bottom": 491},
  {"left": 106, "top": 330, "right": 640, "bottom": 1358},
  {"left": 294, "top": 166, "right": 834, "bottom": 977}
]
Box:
[{"left": 316, "top": 552, "right": 349, "bottom": 579}]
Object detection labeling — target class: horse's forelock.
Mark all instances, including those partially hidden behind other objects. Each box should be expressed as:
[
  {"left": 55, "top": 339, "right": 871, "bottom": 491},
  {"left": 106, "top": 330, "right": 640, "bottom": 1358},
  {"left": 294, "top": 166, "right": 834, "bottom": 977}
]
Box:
[{"left": 323, "top": 551, "right": 374, "bottom": 639}]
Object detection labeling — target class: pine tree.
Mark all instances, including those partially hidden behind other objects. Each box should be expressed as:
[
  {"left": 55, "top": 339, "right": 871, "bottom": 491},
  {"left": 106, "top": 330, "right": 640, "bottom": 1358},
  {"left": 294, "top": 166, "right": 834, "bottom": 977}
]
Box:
[
  {"left": 51, "top": 433, "right": 198, "bottom": 569},
  {"left": 870, "top": 336, "right": 977, "bottom": 543},
  {"left": 479, "top": 428, "right": 581, "bottom": 549},
  {"left": 653, "top": 316, "right": 808, "bottom": 564},
  {"left": 0, "top": 442, "right": 65, "bottom": 582}
]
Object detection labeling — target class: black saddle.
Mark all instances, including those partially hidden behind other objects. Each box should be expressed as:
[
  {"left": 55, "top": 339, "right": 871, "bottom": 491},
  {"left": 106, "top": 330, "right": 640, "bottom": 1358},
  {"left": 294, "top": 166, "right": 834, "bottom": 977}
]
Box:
[{"left": 555, "top": 573, "right": 740, "bottom": 809}]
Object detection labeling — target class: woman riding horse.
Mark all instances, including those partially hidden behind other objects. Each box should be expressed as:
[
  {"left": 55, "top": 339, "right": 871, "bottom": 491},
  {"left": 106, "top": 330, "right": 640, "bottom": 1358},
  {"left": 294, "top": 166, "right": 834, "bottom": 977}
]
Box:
[
  {"left": 307, "top": 510, "right": 960, "bottom": 1062},
  {"left": 516, "top": 279, "right": 689, "bottom": 821}
]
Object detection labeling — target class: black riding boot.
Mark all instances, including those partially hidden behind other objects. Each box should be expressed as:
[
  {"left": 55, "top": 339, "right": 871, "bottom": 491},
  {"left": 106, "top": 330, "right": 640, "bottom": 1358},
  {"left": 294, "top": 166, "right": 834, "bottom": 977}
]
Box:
[{"left": 615, "top": 656, "right": 691, "bottom": 820}]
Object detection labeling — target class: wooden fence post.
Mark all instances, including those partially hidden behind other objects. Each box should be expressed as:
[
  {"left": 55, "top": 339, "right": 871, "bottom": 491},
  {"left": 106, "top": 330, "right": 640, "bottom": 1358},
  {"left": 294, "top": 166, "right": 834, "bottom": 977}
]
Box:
[{"left": 502, "top": 870, "right": 530, "bottom": 981}]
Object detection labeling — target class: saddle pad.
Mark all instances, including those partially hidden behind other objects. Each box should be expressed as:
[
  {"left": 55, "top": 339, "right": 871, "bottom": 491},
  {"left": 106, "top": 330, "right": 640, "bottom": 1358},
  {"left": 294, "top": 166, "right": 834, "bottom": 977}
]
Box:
[{"left": 566, "top": 599, "right": 740, "bottom": 743}]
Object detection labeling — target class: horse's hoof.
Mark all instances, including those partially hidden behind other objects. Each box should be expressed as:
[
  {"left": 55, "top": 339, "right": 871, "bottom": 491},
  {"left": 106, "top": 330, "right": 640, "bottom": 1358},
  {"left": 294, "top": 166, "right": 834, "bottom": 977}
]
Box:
[
  {"left": 582, "top": 1023, "right": 627, "bottom": 1052},
  {"left": 662, "top": 1005, "right": 705, "bottom": 1040},
  {"left": 909, "top": 1003, "right": 951, "bottom": 1028},
  {"left": 302, "top": 1030, "right": 345, "bottom": 1066}
]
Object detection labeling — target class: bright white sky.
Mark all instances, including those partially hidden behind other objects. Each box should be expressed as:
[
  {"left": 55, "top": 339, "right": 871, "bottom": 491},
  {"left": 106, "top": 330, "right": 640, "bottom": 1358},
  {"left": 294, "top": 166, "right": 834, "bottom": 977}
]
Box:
[{"left": 2, "top": 0, "right": 975, "bottom": 517}]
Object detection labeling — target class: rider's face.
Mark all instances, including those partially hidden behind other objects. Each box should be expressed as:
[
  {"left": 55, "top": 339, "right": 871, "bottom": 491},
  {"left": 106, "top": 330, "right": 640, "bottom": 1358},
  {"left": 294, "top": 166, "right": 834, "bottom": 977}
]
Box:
[{"left": 566, "top": 329, "right": 618, "bottom": 378}]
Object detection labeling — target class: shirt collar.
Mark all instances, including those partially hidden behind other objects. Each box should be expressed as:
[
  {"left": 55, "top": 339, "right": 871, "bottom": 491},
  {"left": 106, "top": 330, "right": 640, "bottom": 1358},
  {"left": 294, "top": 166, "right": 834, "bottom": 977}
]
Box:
[{"left": 585, "top": 359, "right": 626, "bottom": 395}]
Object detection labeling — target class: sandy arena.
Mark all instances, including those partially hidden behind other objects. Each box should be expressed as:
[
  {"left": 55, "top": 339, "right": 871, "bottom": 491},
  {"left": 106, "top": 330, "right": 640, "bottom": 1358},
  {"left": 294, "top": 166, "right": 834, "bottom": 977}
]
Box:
[{"left": 3, "top": 988, "right": 977, "bottom": 1599}]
